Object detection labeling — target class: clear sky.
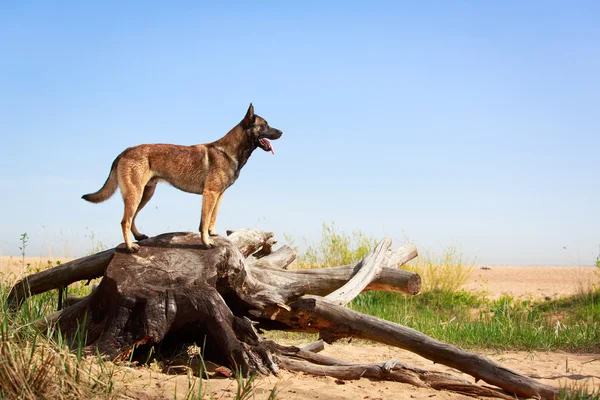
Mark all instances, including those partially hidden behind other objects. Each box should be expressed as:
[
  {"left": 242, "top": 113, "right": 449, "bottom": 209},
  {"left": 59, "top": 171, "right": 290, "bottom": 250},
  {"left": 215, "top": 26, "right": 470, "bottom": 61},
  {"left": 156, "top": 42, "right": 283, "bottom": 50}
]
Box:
[{"left": 1, "top": 1, "right": 598, "bottom": 265}]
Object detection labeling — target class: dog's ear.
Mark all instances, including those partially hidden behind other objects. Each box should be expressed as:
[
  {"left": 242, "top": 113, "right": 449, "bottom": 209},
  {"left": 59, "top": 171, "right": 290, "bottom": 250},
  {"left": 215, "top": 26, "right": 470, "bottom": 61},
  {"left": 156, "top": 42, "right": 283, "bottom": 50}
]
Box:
[{"left": 242, "top": 103, "right": 255, "bottom": 127}]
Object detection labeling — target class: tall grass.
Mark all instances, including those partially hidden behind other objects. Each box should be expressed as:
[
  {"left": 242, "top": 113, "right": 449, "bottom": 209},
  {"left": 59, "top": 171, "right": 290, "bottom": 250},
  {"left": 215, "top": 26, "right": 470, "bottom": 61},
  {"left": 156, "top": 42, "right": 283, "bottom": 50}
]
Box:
[
  {"left": 404, "top": 245, "right": 475, "bottom": 292},
  {"left": 0, "top": 283, "right": 122, "bottom": 399},
  {"left": 297, "top": 222, "right": 474, "bottom": 292},
  {"left": 296, "top": 222, "right": 377, "bottom": 267}
]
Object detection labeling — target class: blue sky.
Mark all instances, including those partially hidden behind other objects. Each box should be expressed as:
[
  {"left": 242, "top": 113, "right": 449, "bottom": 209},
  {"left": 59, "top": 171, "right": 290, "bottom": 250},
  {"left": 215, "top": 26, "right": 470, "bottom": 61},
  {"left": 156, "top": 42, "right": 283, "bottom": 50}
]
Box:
[{"left": 1, "top": 1, "right": 598, "bottom": 265}]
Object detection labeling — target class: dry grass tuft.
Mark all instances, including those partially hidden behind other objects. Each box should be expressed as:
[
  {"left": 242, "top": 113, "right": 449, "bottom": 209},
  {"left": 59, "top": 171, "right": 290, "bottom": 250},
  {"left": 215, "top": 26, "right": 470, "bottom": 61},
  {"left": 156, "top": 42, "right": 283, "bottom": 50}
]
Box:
[
  {"left": 0, "top": 331, "right": 123, "bottom": 400},
  {"left": 404, "top": 245, "right": 475, "bottom": 293}
]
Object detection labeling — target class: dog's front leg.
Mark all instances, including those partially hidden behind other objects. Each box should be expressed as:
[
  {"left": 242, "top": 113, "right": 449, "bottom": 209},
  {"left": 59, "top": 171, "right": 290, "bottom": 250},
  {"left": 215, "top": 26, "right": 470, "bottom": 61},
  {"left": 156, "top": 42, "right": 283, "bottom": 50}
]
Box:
[
  {"left": 200, "top": 190, "right": 219, "bottom": 248},
  {"left": 208, "top": 192, "right": 224, "bottom": 237}
]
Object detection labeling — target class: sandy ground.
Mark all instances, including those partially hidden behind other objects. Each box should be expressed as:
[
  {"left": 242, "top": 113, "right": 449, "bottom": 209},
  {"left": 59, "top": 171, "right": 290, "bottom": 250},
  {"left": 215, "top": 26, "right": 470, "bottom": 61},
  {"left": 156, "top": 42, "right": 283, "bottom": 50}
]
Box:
[
  {"left": 463, "top": 265, "right": 599, "bottom": 300},
  {"left": 2, "top": 257, "right": 599, "bottom": 398},
  {"left": 121, "top": 344, "right": 599, "bottom": 399}
]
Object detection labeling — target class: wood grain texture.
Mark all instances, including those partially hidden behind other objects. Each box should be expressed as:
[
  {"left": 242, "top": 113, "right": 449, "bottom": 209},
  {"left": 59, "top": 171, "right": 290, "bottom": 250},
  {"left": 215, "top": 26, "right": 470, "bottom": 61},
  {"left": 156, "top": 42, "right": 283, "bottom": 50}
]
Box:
[{"left": 324, "top": 238, "right": 391, "bottom": 306}]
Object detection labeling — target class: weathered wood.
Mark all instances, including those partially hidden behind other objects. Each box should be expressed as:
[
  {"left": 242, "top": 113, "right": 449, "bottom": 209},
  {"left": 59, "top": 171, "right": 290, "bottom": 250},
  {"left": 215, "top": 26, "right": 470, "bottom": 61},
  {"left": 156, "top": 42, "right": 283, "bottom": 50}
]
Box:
[
  {"left": 226, "top": 228, "right": 275, "bottom": 257},
  {"left": 36, "top": 233, "right": 278, "bottom": 374},
  {"left": 264, "top": 295, "right": 559, "bottom": 399},
  {"left": 382, "top": 244, "right": 418, "bottom": 269},
  {"left": 300, "top": 340, "right": 324, "bottom": 353},
  {"left": 249, "top": 245, "right": 297, "bottom": 269},
  {"left": 12, "top": 233, "right": 419, "bottom": 314},
  {"left": 9, "top": 228, "right": 277, "bottom": 312},
  {"left": 251, "top": 236, "right": 277, "bottom": 259},
  {"left": 277, "top": 357, "right": 513, "bottom": 399},
  {"left": 324, "top": 238, "right": 391, "bottom": 306},
  {"left": 22, "top": 230, "right": 560, "bottom": 399},
  {"left": 247, "top": 244, "right": 420, "bottom": 299},
  {"left": 7, "top": 248, "right": 114, "bottom": 310},
  {"left": 267, "top": 341, "right": 512, "bottom": 398}
]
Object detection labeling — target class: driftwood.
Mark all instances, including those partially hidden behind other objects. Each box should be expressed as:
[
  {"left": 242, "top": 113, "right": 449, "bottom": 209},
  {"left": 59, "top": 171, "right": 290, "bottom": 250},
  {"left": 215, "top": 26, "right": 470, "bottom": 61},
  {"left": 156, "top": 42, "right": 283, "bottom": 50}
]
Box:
[
  {"left": 7, "top": 248, "right": 114, "bottom": 310},
  {"left": 7, "top": 229, "right": 561, "bottom": 399}
]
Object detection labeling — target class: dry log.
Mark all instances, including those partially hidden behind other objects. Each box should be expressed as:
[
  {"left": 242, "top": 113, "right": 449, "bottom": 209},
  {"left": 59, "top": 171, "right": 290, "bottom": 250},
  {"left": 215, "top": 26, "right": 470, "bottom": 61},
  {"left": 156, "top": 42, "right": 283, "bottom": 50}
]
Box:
[
  {"left": 248, "top": 244, "right": 420, "bottom": 299},
  {"left": 324, "top": 238, "right": 391, "bottom": 306},
  {"left": 226, "top": 228, "right": 275, "bottom": 257},
  {"left": 249, "top": 245, "right": 297, "bottom": 269},
  {"left": 276, "top": 355, "right": 513, "bottom": 399},
  {"left": 265, "top": 341, "right": 512, "bottom": 398},
  {"left": 13, "top": 230, "right": 562, "bottom": 399},
  {"left": 300, "top": 340, "right": 325, "bottom": 353},
  {"left": 12, "top": 239, "right": 418, "bottom": 316},
  {"left": 7, "top": 249, "right": 114, "bottom": 310},
  {"left": 256, "top": 296, "right": 560, "bottom": 399},
  {"left": 8, "top": 228, "right": 279, "bottom": 311}
]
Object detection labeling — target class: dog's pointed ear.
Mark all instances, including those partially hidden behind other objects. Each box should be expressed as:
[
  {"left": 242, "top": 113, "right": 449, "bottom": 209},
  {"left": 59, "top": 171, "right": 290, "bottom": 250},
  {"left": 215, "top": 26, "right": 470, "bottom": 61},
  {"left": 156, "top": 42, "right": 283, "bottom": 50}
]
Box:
[{"left": 242, "top": 103, "right": 254, "bottom": 127}]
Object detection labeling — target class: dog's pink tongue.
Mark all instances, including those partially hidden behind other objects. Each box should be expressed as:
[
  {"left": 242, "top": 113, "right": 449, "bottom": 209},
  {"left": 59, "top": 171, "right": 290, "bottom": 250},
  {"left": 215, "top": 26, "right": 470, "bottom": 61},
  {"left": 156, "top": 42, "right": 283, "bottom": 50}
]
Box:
[{"left": 261, "top": 138, "right": 274, "bottom": 154}]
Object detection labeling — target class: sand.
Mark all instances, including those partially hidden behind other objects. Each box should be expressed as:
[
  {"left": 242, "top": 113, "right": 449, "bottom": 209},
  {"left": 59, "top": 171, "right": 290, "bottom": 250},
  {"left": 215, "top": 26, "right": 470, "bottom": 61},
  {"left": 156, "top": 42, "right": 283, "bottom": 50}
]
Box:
[
  {"left": 463, "top": 265, "right": 599, "bottom": 300},
  {"left": 2, "top": 257, "right": 599, "bottom": 397},
  {"left": 121, "top": 345, "right": 599, "bottom": 399}
]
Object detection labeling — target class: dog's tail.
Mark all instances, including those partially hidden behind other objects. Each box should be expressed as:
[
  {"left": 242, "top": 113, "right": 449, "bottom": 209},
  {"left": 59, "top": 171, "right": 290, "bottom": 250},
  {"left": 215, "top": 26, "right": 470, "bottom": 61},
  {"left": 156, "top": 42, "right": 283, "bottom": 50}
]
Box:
[{"left": 82, "top": 156, "right": 120, "bottom": 203}]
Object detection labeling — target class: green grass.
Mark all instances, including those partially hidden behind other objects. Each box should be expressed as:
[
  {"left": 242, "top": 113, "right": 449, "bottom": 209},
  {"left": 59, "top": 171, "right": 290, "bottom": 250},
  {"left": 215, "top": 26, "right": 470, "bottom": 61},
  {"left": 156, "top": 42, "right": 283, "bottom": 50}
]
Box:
[
  {"left": 350, "top": 290, "right": 600, "bottom": 352},
  {"left": 296, "top": 223, "right": 600, "bottom": 353},
  {"left": 0, "top": 282, "right": 122, "bottom": 400},
  {"left": 560, "top": 384, "right": 600, "bottom": 400}
]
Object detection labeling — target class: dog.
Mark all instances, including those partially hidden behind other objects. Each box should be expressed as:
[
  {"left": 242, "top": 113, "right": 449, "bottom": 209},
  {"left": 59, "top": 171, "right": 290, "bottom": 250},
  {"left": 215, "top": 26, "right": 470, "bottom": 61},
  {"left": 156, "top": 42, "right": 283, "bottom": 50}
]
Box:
[{"left": 82, "top": 104, "right": 282, "bottom": 252}]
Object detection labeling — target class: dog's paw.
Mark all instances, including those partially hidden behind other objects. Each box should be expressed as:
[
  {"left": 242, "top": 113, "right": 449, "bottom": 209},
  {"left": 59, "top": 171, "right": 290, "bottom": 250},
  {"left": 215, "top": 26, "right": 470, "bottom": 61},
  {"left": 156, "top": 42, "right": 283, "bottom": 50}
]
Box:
[
  {"left": 201, "top": 237, "right": 215, "bottom": 249},
  {"left": 209, "top": 230, "right": 220, "bottom": 237},
  {"left": 134, "top": 234, "right": 149, "bottom": 241},
  {"left": 126, "top": 243, "right": 140, "bottom": 253}
]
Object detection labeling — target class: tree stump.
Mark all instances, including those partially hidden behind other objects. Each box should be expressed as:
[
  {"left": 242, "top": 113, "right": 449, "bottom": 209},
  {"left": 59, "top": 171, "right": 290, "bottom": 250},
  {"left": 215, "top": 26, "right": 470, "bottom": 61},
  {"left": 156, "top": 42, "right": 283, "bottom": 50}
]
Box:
[{"left": 8, "top": 229, "right": 561, "bottom": 399}]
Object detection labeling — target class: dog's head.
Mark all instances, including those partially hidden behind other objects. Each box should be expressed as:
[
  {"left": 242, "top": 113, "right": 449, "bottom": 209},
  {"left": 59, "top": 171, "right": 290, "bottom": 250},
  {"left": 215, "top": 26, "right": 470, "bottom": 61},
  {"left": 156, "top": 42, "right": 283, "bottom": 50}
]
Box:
[{"left": 241, "top": 103, "right": 283, "bottom": 154}]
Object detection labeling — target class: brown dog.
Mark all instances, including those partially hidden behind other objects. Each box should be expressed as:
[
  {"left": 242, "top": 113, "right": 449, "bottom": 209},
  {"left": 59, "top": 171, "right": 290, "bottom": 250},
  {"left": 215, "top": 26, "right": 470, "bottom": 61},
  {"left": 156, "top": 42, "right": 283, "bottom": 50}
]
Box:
[{"left": 82, "top": 104, "right": 282, "bottom": 252}]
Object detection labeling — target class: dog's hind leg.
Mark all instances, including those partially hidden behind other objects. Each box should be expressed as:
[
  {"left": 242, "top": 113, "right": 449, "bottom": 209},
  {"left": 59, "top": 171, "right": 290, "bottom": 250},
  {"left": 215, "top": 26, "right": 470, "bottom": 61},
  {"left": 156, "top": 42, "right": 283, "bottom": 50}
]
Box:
[
  {"left": 121, "top": 192, "right": 143, "bottom": 253},
  {"left": 119, "top": 167, "right": 147, "bottom": 253},
  {"left": 131, "top": 182, "right": 157, "bottom": 241},
  {"left": 199, "top": 190, "right": 219, "bottom": 248},
  {"left": 208, "top": 192, "right": 224, "bottom": 237}
]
